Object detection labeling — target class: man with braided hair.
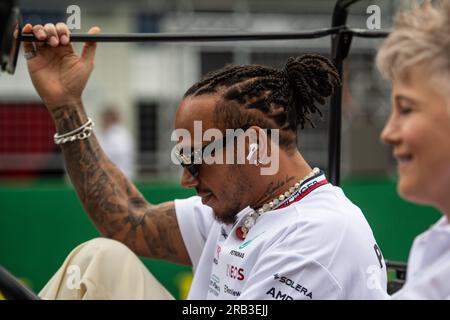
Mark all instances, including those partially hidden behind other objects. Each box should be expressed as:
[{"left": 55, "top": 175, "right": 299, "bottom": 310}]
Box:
[{"left": 22, "top": 22, "right": 387, "bottom": 300}]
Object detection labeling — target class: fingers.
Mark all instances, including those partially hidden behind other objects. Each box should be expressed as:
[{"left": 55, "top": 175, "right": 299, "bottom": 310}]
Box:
[
  {"left": 31, "top": 24, "right": 47, "bottom": 48},
  {"left": 21, "top": 24, "right": 35, "bottom": 53},
  {"left": 81, "top": 26, "right": 101, "bottom": 63},
  {"left": 56, "top": 23, "right": 71, "bottom": 45},
  {"left": 43, "top": 23, "right": 58, "bottom": 46},
  {"left": 23, "top": 23, "right": 71, "bottom": 48}
]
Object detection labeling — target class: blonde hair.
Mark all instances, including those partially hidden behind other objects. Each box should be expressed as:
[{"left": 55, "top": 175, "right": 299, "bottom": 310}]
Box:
[{"left": 376, "top": 0, "right": 450, "bottom": 88}]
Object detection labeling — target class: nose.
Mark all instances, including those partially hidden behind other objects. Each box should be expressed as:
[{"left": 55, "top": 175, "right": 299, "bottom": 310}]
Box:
[
  {"left": 380, "top": 113, "right": 400, "bottom": 146},
  {"left": 180, "top": 167, "right": 199, "bottom": 188}
]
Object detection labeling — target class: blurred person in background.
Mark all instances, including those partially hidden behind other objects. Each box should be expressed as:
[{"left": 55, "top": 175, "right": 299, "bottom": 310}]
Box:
[
  {"left": 377, "top": 0, "right": 450, "bottom": 299},
  {"left": 96, "top": 106, "right": 135, "bottom": 179}
]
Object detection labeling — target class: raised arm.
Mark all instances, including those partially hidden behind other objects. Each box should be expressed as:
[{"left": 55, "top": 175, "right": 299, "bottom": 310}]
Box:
[{"left": 22, "top": 23, "right": 190, "bottom": 265}]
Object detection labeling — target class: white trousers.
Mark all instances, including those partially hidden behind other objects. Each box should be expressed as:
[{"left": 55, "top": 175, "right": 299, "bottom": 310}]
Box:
[{"left": 38, "top": 238, "right": 174, "bottom": 300}]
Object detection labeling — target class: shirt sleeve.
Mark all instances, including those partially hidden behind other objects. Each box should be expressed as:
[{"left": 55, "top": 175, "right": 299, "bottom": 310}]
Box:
[{"left": 174, "top": 196, "right": 215, "bottom": 271}]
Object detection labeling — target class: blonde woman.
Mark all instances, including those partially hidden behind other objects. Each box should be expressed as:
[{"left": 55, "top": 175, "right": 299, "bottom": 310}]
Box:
[{"left": 377, "top": 0, "right": 450, "bottom": 299}]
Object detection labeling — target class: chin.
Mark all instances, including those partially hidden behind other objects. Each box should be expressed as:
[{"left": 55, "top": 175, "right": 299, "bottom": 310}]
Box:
[
  {"left": 210, "top": 204, "right": 239, "bottom": 225},
  {"left": 213, "top": 211, "right": 237, "bottom": 225},
  {"left": 397, "top": 177, "right": 430, "bottom": 205}
]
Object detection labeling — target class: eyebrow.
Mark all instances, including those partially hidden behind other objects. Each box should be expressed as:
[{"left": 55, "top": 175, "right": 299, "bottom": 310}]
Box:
[{"left": 394, "top": 95, "right": 418, "bottom": 106}]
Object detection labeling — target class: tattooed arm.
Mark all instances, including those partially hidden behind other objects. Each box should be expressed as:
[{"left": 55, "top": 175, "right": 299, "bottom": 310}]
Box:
[
  {"left": 52, "top": 103, "right": 191, "bottom": 265},
  {"left": 23, "top": 23, "right": 191, "bottom": 265}
]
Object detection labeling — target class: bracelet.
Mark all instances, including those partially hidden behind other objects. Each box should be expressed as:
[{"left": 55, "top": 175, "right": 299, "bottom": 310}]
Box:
[{"left": 54, "top": 118, "right": 95, "bottom": 145}]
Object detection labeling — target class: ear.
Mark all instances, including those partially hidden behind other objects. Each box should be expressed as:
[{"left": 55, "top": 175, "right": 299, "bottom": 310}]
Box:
[
  {"left": 245, "top": 126, "right": 270, "bottom": 166},
  {"left": 241, "top": 126, "right": 259, "bottom": 165},
  {"left": 246, "top": 142, "right": 259, "bottom": 163},
  {"left": 255, "top": 128, "right": 270, "bottom": 165}
]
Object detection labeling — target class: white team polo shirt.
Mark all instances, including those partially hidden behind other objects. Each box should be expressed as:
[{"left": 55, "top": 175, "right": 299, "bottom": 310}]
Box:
[
  {"left": 393, "top": 216, "right": 450, "bottom": 299},
  {"left": 175, "top": 173, "right": 388, "bottom": 300}
]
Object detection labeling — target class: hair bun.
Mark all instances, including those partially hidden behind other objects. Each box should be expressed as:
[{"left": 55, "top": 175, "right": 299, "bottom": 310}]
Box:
[{"left": 281, "top": 54, "right": 341, "bottom": 129}]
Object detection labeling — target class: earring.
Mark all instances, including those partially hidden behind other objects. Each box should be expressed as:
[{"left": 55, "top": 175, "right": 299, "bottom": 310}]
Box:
[{"left": 247, "top": 143, "right": 258, "bottom": 166}]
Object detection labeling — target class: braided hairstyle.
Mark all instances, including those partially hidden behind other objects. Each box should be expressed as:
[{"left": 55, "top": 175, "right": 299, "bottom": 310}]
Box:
[{"left": 184, "top": 54, "right": 341, "bottom": 150}]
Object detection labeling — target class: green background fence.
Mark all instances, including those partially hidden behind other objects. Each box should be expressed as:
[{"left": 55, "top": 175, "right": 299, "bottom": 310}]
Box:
[{"left": 0, "top": 178, "right": 441, "bottom": 299}]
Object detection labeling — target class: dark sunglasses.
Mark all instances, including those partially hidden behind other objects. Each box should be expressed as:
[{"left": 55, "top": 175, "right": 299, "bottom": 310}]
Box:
[{"left": 173, "top": 126, "right": 252, "bottom": 178}]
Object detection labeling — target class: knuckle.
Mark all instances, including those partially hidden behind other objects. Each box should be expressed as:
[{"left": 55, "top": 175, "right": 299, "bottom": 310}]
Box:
[
  {"left": 44, "top": 23, "right": 56, "bottom": 31},
  {"left": 56, "top": 22, "right": 71, "bottom": 34},
  {"left": 32, "top": 24, "right": 43, "bottom": 31}
]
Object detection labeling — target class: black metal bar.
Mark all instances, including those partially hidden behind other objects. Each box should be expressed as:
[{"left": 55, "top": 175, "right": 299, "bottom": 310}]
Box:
[
  {"left": 386, "top": 260, "right": 407, "bottom": 273},
  {"left": 327, "top": 0, "right": 360, "bottom": 186},
  {"left": 19, "top": 27, "right": 342, "bottom": 43},
  {"left": 0, "top": 266, "right": 40, "bottom": 300},
  {"left": 18, "top": 27, "right": 389, "bottom": 43},
  {"left": 350, "top": 28, "right": 391, "bottom": 38},
  {"left": 327, "top": 1, "right": 390, "bottom": 186},
  {"left": 332, "top": 0, "right": 360, "bottom": 27},
  {"left": 386, "top": 260, "right": 407, "bottom": 294}
]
